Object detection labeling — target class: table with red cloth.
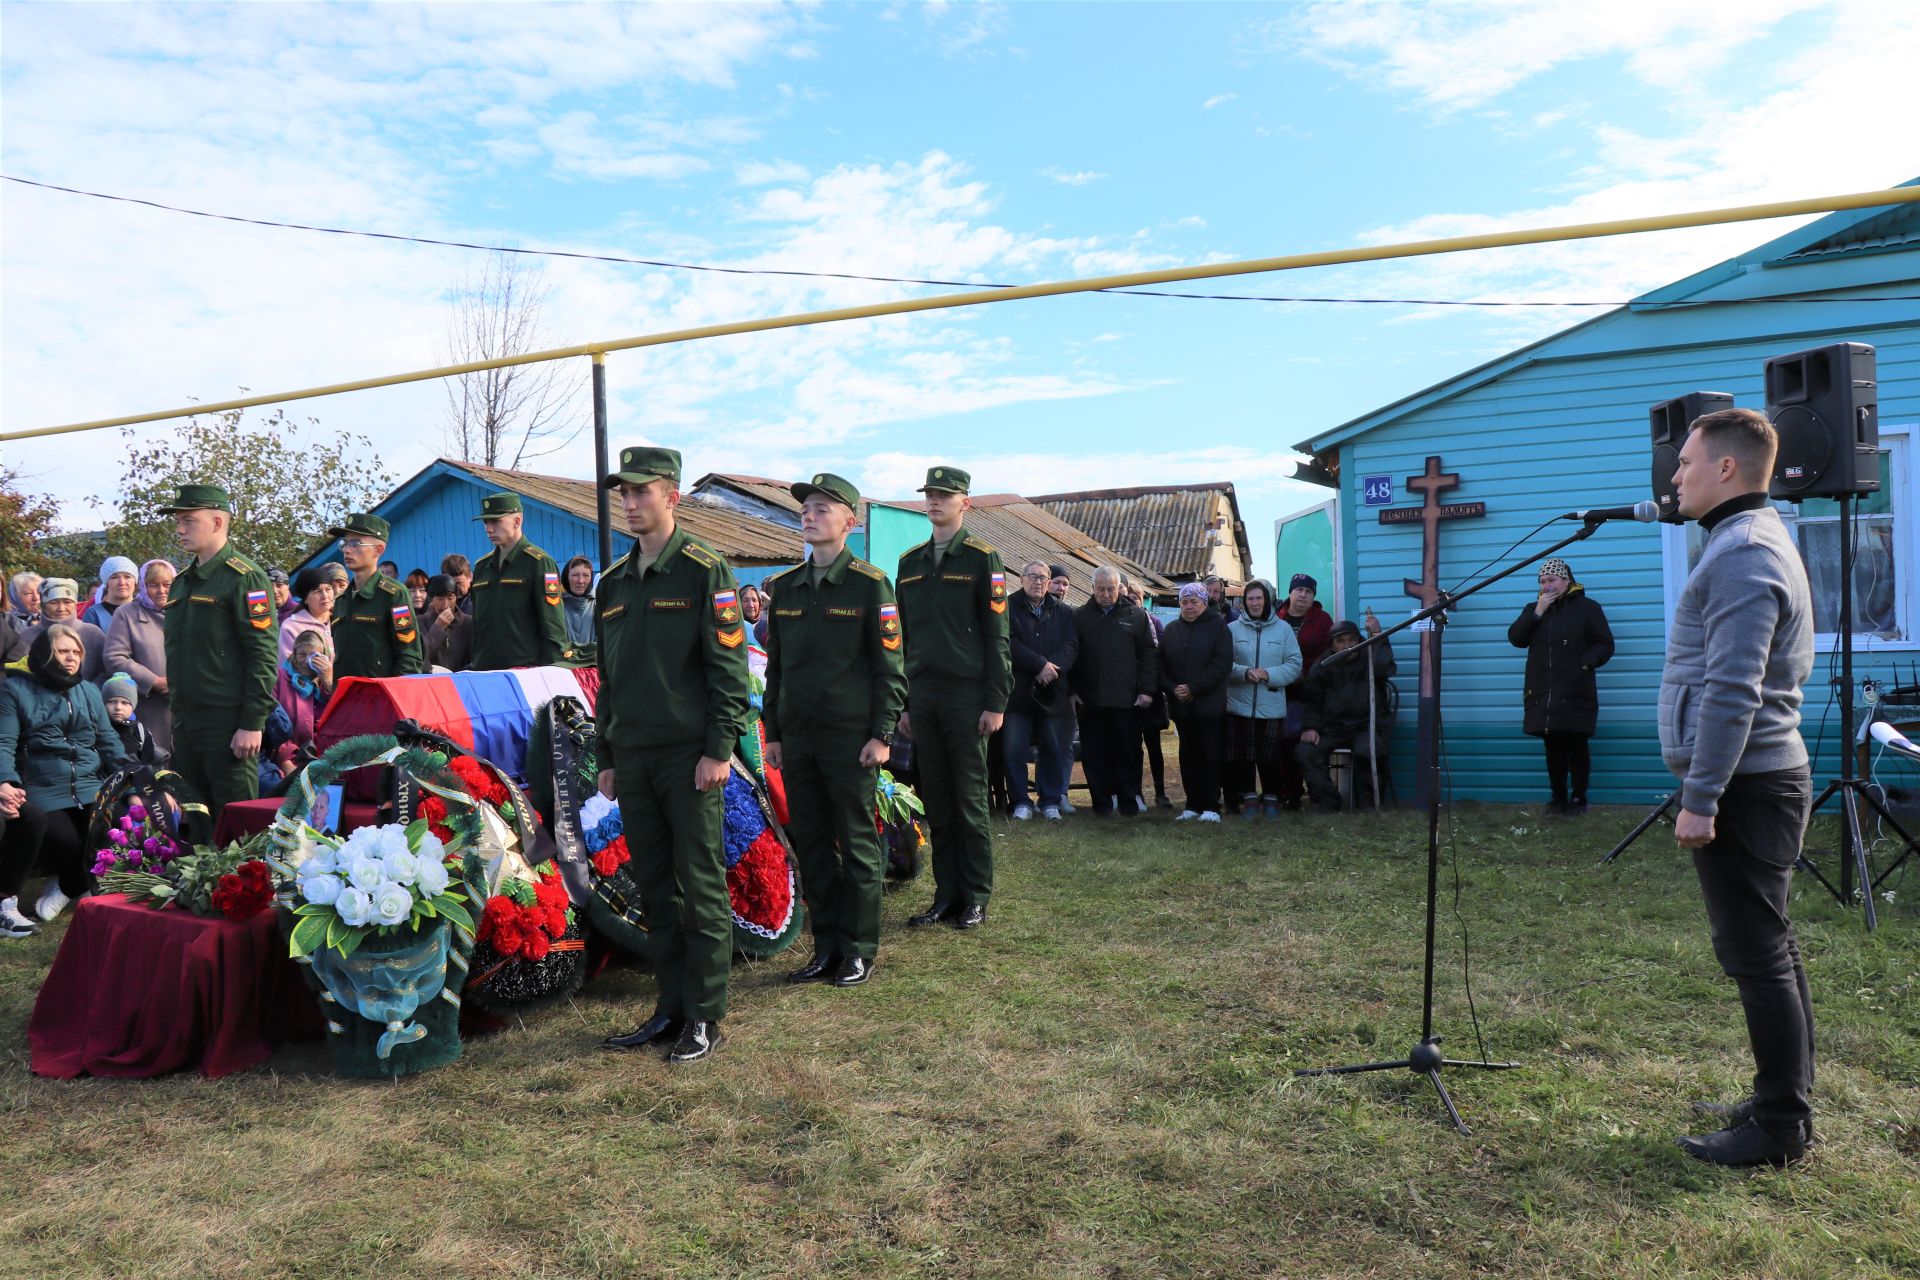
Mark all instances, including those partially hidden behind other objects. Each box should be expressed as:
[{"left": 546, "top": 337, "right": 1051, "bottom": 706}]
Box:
[
  {"left": 212, "top": 796, "right": 381, "bottom": 847},
  {"left": 28, "top": 894, "right": 323, "bottom": 1080}
]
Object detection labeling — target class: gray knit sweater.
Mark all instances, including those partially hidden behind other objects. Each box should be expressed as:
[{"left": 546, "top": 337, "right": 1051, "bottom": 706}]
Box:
[{"left": 1658, "top": 503, "right": 1814, "bottom": 815}]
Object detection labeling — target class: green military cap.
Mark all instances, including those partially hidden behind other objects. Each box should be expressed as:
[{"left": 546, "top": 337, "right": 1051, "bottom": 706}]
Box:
[
  {"left": 790, "top": 471, "right": 860, "bottom": 510},
  {"left": 602, "top": 445, "right": 682, "bottom": 490},
  {"left": 474, "top": 492, "right": 524, "bottom": 520},
  {"left": 917, "top": 465, "right": 971, "bottom": 495},
  {"left": 328, "top": 512, "right": 391, "bottom": 541},
  {"left": 157, "top": 483, "right": 235, "bottom": 514}
]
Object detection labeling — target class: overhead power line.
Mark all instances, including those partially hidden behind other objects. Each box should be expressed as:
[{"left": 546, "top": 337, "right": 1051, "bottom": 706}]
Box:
[{"left": 8, "top": 172, "right": 1916, "bottom": 311}]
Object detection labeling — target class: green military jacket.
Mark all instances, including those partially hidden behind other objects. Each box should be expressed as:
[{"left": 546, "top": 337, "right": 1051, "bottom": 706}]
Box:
[
  {"left": 469, "top": 536, "right": 571, "bottom": 670},
  {"left": 894, "top": 524, "right": 1013, "bottom": 711},
  {"left": 164, "top": 541, "right": 279, "bottom": 732},
  {"left": 595, "top": 523, "right": 751, "bottom": 761},
  {"left": 761, "top": 544, "right": 908, "bottom": 744},
  {"left": 332, "top": 572, "right": 425, "bottom": 679}
]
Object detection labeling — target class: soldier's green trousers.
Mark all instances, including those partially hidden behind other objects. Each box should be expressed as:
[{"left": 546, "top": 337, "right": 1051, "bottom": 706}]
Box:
[
  {"left": 612, "top": 743, "right": 731, "bottom": 1022},
  {"left": 171, "top": 723, "right": 259, "bottom": 820},
  {"left": 783, "top": 730, "right": 883, "bottom": 960},
  {"left": 908, "top": 677, "right": 993, "bottom": 908}
]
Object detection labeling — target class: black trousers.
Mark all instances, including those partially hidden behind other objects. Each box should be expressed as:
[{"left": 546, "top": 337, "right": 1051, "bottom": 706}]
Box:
[
  {"left": 1174, "top": 714, "right": 1224, "bottom": 814},
  {"left": 1542, "top": 731, "right": 1591, "bottom": 802},
  {"left": 0, "top": 802, "right": 94, "bottom": 899},
  {"left": 1690, "top": 767, "right": 1815, "bottom": 1137},
  {"left": 1139, "top": 712, "right": 1167, "bottom": 798},
  {"left": 1296, "top": 734, "right": 1381, "bottom": 810},
  {"left": 1078, "top": 704, "right": 1143, "bottom": 816}
]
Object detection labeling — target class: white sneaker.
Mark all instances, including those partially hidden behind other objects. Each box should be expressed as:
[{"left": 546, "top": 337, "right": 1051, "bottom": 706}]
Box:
[
  {"left": 1059, "top": 801, "right": 1076, "bottom": 815},
  {"left": 1134, "top": 794, "right": 1149, "bottom": 812},
  {"left": 1042, "top": 806, "right": 1063, "bottom": 821},
  {"left": 1175, "top": 809, "right": 1199, "bottom": 822},
  {"left": 1, "top": 897, "right": 38, "bottom": 938},
  {"left": 35, "top": 883, "right": 71, "bottom": 923},
  {"left": 1198, "top": 811, "right": 1222, "bottom": 823},
  {"left": 1011, "top": 804, "right": 1033, "bottom": 821}
]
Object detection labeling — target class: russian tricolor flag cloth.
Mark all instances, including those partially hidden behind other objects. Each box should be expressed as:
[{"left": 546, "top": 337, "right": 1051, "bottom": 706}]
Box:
[{"left": 316, "top": 667, "right": 598, "bottom": 784}]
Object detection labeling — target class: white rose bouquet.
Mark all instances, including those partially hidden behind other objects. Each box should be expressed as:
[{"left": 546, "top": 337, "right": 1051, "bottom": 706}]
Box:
[{"left": 289, "top": 820, "right": 474, "bottom": 959}]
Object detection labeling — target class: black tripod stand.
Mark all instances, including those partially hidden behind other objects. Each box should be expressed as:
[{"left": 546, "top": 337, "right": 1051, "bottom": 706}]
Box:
[{"left": 1295, "top": 522, "right": 1616, "bottom": 1133}]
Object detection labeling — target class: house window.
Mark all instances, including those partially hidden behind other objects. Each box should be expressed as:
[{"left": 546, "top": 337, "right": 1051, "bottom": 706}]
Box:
[{"left": 1669, "top": 429, "right": 1910, "bottom": 647}]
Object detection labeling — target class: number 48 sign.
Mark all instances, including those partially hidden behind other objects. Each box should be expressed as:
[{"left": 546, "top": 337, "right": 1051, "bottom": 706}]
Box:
[{"left": 1362, "top": 474, "right": 1393, "bottom": 505}]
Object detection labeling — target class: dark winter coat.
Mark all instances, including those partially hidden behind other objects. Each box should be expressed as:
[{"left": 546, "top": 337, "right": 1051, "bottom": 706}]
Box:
[
  {"left": 1281, "top": 601, "right": 1335, "bottom": 677},
  {"left": 1072, "top": 599, "right": 1157, "bottom": 708},
  {"left": 1508, "top": 586, "right": 1615, "bottom": 737},
  {"left": 1297, "top": 636, "right": 1398, "bottom": 740},
  {"left": 1007, "top": 593, "right": 1079, "bottom": 717},
  {"left": 1158, "top": 611, "right": 1234, "bottom": 720},
  {"left": 0, "top": 661, "right": 129, "bottom": 811}
]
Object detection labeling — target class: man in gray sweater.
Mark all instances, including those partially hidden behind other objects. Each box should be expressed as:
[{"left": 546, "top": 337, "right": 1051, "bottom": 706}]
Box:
[{"left": 1661, "top": 407, "right": 1815, "bottom": 1168}]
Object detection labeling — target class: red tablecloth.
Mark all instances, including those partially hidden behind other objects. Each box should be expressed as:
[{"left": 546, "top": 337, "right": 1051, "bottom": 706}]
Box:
[
  {"left": 28, "top": 894, "right": 323, "bottom": 1079},
  {"left": 213, "top": 797, "right": 382, "bottom": 847}
]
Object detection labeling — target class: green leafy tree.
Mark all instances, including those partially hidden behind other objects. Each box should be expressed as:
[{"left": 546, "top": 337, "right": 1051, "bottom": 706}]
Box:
[
  {"left": 0, "top": 467, "right": 69, "bottom": 580},
  {"left": 103, "top": 406, "right": 393, "bottom": 570}
]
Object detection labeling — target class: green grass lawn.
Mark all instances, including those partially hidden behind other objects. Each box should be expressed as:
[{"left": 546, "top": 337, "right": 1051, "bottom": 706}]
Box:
[{"left": 3, "top": 803, "right": 1917, "bottom": 1279}]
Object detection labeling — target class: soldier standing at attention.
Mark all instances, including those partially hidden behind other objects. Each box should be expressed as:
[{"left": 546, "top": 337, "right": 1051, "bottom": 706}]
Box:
[
  {"left": 159, "top": 485, "right": 279, "bottom": 816},
  {"left": 762, "top": 473, "right": 907, "bottom": 988},
  {"left": 895, "top": 466, "right": 1011, "bottom": 930},
  {"left": 468, "top": 492, "right": 571, "bottom": 670},
  {"left": 595, "top": 447, "right": 751, "bottom": 1064},
  {"left": 329, "top": 513, "right": 425, "bottom": 679}
]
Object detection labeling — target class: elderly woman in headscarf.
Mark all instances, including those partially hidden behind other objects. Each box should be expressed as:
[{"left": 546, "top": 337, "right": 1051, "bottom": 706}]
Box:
[
  {"left": 83, "top": 556, "right": 140, "bottom": 629},
  {"left": 1159, "top": 581, "right": 1235, "bottom": 821},
  {"left": 23, "top": 579, "right": 110, "bottom": 684},
  {"left": 1508, "top": 556, "right": 1615, "bottom": 815},
  {"left": 6, "top": 571, "right": 42, "bottom": 632},
  {"left": 103, "top": 558, "right": 177, "bottom": 754},
  {"left": 1225, "top": 577, "right": 1304, "bottom": 818},
  {"left": 0, "top": 624, "right": 129, "bottom": 930},
  {"left": 560, "top": 555, "right": 596, "bottom": 651}
]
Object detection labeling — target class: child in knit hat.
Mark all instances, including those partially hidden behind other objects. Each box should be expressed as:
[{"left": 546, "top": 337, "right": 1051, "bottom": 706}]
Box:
[{"left": 102, "top": 671, "right": 167, "bottom": 767}]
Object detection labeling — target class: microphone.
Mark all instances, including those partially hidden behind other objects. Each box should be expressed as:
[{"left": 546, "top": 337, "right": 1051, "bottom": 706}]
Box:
[
  {"left": 1870, "top": 721, "right": 1920, "bottom": 760},
  {"left": 1563, "top": 500, "right": 1660, "bottom": 524}
]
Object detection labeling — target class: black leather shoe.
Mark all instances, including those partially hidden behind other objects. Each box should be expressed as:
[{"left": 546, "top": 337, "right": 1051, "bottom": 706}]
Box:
[
  {"left": 600, "top": 1013, "right": 682, "bottom": 1051},
  {"left": 829, "top": 956, "right": 873, "bottom": 986},
  {"left": 668, "top": 1020, "right": 724, "bottom": 1064},
  {"left": 908, "top": 901, "right": 955, "bottom": 927},
  {"left": 953, "top": 904, "right": 987, "bottom": 929},
  {"left": 787, "top": 951, "right": 839, "bottom": 983},
  {"left": 1677, "top": 1118, "right": 1806, "bottom": 1168},
  {"left": 1691, "top": 1097, "right": 1815, "bottom": 1145}
]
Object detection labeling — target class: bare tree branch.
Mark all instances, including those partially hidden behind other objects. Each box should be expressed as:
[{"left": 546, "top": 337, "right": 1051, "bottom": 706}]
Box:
[{"left": 439, "top": 250, "right": 588, "bottom": 470}]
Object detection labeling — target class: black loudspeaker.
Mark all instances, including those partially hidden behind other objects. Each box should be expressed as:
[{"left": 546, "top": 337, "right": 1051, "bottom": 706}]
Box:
[
  {"left": 1768, "top": 342, "right": 1879, "bottom": 500},
  {"left": 1650, "top": 391, "right": 1733, "bottom": 524}
]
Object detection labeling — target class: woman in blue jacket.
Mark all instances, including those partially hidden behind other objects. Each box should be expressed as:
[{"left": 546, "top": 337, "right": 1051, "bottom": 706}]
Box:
[
  {"left": 0, "top": 625, "right": 129, "bottom": 934},
  {"left": 1225, "top": 578, "right": 1304, "bottom": 818}
]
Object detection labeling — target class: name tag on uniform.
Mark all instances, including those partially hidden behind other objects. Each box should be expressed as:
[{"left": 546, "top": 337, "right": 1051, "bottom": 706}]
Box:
[
  {"left": 826, "top": 606, "right": 863, "bottom": 618},
  {"left": 189, "top": 594, "right": 219, "bottom": 605},
  {"left": 500, "top": 578, "right": 525, "bottom": 586},
  {"left": 775, "top": 607, "right": 804, "bottom": 618},
  {"left": 601, "top": 603, "right": 628, "bottom": 620},
  {"left": 650, "top": 598, "right": 691, "bottom": 610},
  {"left": 471, "top": 580, "right": 492, "bottom": 589},
  {"left": 897, "top": 575, "right": 925, "bottom": 586},
  {"left": 940, "top": 573, "right": 973, "bottom": 583}
]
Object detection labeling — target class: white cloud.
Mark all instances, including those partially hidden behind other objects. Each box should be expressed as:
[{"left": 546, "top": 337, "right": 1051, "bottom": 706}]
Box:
[
  {"left": 1202, "top": 92, "right": 1237, "bottom": 109},
  {"left": 1045, "top": 168, "right": 1108, "bottom": 186},
  {"left": 736, "top": 159, "right": 811, "bottom": 186}
]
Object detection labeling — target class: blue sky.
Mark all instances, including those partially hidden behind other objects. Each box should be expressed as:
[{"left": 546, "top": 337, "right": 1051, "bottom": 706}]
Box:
[{"left": 4, "top": 1, "right": 1917, "bottom": 576}]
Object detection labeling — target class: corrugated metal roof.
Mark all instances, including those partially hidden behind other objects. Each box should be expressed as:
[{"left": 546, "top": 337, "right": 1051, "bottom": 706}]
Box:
[
  {"left": 1777, "top": 203, "right": 1920, "bottom": 261},
  {"left": 1030, "top": 483, "right": 1247, "bottom": 582},
  {"left": 448, "top": 460, "right": 801, "bottom": 564},
  {"left": 876, "top": 493, "right": 1178, "bottom": 604},
  {"left": 689, "top": 472, "right": 804, "bottom": 514}
]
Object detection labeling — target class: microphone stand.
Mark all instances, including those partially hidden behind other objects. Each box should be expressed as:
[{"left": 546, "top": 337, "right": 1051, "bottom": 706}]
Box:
[{"left": 1296, "top": 515, "right": 1612, "bottom": 1135}]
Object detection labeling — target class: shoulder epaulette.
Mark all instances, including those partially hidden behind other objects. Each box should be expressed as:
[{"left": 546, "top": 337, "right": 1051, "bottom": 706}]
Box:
[
  {"left": 963, "top": 536, "right": 997, "bottom": 555},
  {"left": 227, "top": 555, "right": 261, "bottom": 575},
  {"left": 376, "top": 577, "right": 403, "bottom": 596},
  {"left": 604, "top": 551, "right": 632, "bottom": 576},
  {"left": 849, "top": 558, "right": 886, "bottom": 581},
  {"left": 680, "top": 540, "right": 720, "bottom": 569},
  {"left": 767, "top": 561, "right": 806, "bottom": 588},
  {"left": 523, "top": 543, "right": 552, "bottom": 563}
]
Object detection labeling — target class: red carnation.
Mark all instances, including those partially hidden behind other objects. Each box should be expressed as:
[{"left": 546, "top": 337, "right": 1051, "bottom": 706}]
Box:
[
  {"left": 590, "top": 846, "right": 621, "bottom": 877},
  {"left": 543, "top": 905, "right": 568, "bottom": 936},
  {"left": 492, "top": 923, "right": 524, "bottom": 957},
  {"left": 522, "top": 930, "right": 551, "bottom": 961}
]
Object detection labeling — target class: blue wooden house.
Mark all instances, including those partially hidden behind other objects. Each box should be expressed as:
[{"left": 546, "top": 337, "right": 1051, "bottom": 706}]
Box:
[
  {"left": 298, "top": 458, "right": 803, "bottom": 586},
  {"left": 1292, "top": 188, "right": 1920, "bottom": 805}
]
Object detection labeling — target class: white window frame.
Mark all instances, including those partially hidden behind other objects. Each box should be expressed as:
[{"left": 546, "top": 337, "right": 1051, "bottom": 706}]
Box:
[{"left": 1662, "top": 423, "right": 1916, "bottom": 653}]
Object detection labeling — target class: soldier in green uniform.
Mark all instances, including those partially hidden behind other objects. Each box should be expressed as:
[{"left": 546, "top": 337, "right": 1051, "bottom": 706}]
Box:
[
  {"left": 894, "top": 466, "right": 1012, "bottom": 930},
  {"left": 594, "top": 447, "right": 752, "bottom": 1064},
  {"left": 467, "top": 493, "right": 572, "bottom": 670},
  {"left": 159, "top": 485, "right": 280, "bottom": 817},
  {"left": 762, "top": 473, "right": 908, "bottom": 988},
  {"left": 329, "top": 513, "right": 425, "bottom": 680}
]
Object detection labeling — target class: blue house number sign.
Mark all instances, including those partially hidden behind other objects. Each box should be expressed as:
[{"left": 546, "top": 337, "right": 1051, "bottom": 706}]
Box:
[{"left": 1362, "top": 475, "right": 1393, "bottom": 506}]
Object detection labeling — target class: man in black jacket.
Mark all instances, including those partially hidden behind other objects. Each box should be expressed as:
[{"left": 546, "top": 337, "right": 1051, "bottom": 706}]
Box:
[
  {"left": 1160, "top": 583, "right": 1233, "bottom": 820},
  {"left": 1296, "top": 616, "right": 1395, "bottom": 813},
  {"left": 1072, "top": 567, "right": 1156, "bottom": 816},
  {"left": 1005, "top": 560, "right": 1079, "bottom": 820}
]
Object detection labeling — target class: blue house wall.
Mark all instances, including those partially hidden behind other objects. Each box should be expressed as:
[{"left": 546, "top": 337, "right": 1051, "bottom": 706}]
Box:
[{"left": 1313, "top": 197, "right": 1920, "bottom": 805}]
